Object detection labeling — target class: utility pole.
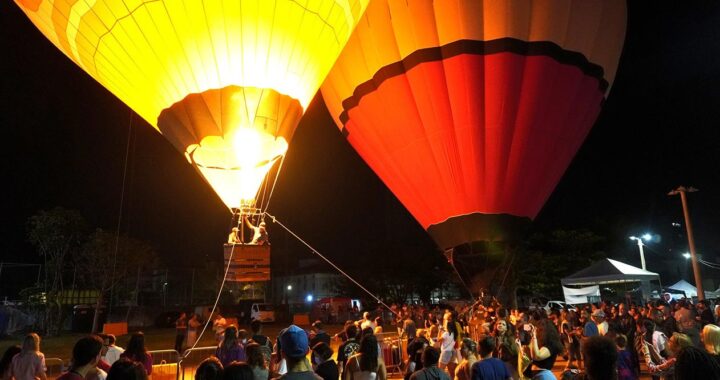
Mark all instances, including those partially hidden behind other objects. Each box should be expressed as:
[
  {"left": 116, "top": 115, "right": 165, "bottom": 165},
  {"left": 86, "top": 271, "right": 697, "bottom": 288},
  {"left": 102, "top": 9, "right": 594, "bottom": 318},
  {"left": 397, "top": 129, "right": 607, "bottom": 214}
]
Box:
[{"left": 669, "top": 186, "right": 704, "bottom": 300}]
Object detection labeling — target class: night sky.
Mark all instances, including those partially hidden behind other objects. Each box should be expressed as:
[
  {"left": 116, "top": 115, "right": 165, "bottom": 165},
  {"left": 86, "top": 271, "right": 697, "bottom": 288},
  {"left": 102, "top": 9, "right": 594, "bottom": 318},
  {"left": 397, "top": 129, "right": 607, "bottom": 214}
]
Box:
[{"left": 2, "top": 2, "right": 720, "bottom": 292}]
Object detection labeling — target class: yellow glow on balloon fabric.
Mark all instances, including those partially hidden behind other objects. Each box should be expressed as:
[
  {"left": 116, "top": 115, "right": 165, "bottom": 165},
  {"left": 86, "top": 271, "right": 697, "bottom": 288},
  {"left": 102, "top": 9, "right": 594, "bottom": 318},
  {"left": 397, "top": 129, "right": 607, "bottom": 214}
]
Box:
[{"left": 15, "top": 0, "right": 368, "bottom": 209}]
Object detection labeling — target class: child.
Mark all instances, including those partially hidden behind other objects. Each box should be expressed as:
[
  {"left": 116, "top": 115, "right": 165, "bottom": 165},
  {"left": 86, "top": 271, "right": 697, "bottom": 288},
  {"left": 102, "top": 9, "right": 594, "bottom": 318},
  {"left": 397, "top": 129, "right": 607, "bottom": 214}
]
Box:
[{"left": 616, "top": 334, "right": 638, "bottom": 380}]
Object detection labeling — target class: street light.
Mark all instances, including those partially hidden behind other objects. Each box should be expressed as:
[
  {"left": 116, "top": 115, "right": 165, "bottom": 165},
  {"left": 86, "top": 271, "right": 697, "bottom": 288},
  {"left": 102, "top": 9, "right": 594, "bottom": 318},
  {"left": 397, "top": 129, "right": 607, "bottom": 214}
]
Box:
[
  {"left": 629, "top": 234, "right": 652, "bottom": 270},
  {"left": 683, "top": 252, "right": 691, "bottom": 259},
  {"left": 669, "top": 186, "right": 704, "bottom": 300}
]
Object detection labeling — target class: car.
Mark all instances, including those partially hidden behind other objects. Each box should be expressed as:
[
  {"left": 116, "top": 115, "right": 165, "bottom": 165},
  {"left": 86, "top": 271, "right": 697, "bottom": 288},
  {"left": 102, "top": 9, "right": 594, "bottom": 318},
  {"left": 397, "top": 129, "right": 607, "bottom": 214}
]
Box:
[{"left": 543, "top": 301, "right": 577, "bottom": 314}]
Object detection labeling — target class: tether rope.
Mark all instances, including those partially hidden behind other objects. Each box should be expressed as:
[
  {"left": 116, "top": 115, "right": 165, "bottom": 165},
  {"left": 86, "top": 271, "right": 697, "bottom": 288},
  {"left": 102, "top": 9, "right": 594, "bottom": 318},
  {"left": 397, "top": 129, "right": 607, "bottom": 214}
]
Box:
[{"left": 264, "top": 212, "right": 398, "bottom": 316}]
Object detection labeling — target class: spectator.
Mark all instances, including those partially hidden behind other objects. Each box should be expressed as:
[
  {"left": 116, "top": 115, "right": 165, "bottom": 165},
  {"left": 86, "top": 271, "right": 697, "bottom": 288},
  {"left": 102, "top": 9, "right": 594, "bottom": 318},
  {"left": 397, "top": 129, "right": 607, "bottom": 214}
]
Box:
[
  {"left": 245, "top": 343, "right": 269, "bottom": 380},
  {"left": 436, "top": 312, "right": 459, "bottom": 375},
  {"left": 405, "top": 329, "right": 430, "bottom": 379},
  {"left": 337, "top": 325, "right": 360, "bottom": 378},
  {"left": 10, "top": 333, "right": 46, "bottom": 380},
  {"left": 702, "top": 324, "right": 720, "bottom": 357},
  {"left": 614, "top": 335, "right": 637, "bottom": 380},
  {"left": 409, "top": 347, "right": 449, "bottom": 380},
  {"left": 311, "top": 343, "right": 337, "bottom": 380},
  {"left": 0, "top": 345, "right": 21, "bottom": 380},
  {"left": 58, "top": 335, "right": 104, "bottom": 380},
  {"left": 360, "top": 313, "right": 376, "bottom": 331},
  {"left": 344, "top": 334, "right": 386, "bottom": 380},
  {"left": 274, "top": 325, "right": 322, "bottom": 380},
  {"left": 526, "top": 310, "right": 563, "bottom": 377},
  {"left": 309, "top": 322, "right": 331, "bottom": 366},
  {"left": 101, "top": 334, "right": 125, "bottom": 366},
  {"left": 455, "top": 338, "right": 477, "bottom": 380},
  {"left": 120, "top": 332, "right": 153, "bottom": 376},
  {"left": 470, "top": 336, "right": 511, "bottom": 380},
  {"left": 697, "top": 300, "right": 715, "bottom": 327},
  {"left": 674, "top": 346, "right": 720, "bottom": 380},
  {"left": 563, "top": 336, "right": 617, "bottom": 380},
  {"left": 216, "top": 326, "right": 247, "bottom": 367},
  {"left": 250, "top": 320, "right": 273, "bottom": 366},
  {"left": 107, "top": 358, "right": 148, "bottom": 380},
  {"left": 195, "top": 357, "right": 223, "bottom": 380},
  {"left": 188, "top": 314, "right": 202, "bottom": 348},
  {"left": 175, "top": 312, "right": 188, "bottom": 354},
  {"left": 633, "top": 319, "right": 665, "bottom": 376},
  {"left": 224, "top": 363, "right": 255, "bottom": 380}
]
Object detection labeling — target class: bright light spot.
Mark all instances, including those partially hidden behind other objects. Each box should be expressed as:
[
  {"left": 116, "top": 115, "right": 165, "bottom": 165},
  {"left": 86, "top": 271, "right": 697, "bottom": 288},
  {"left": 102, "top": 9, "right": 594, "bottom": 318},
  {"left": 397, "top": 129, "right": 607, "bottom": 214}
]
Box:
[
  {"left": 305, "top": 294, "right": 313, "bottom": 302},
  {"left": 642, "top": 233, "right": 652, "bottom": 241},
  {"left": 629, "top": 236, "right": 637, "bottom": 241},
  {"left": 683, "top": 253, "right": 691, "bottom": 259},
  {"left": 287, "top": 285, "right": 292, "bottom": 291}
]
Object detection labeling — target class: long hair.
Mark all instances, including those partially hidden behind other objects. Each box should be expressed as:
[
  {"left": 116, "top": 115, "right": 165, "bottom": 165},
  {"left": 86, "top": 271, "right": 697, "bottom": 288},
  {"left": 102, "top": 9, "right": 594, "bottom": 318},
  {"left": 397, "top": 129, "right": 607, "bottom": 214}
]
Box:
[
  {"left": 0, "top": 345, "right": 21, "bottom": 375},
  {"left": 222, "top": 326, "right": 239, "bottom": 351},
  {"left": 358, "top": 334, "right": 379, "bottom": 372},
  {"left": 125, "top": 332, "right": 148, "bottom": 360},
  {"left": 22, "top": 333, "right": 40, "bottom": 353},
  {"left": 445, "top": 318, "right": 458, "bottom": 341},
  {"left": 537, "top": 317, "right": 563, "bottom": 355},
  {"left": 244, "top": 343, "right": 265, "bottom": 369},
  {"left": 702, "top": 324, "right": 720, "bottom": 355}
]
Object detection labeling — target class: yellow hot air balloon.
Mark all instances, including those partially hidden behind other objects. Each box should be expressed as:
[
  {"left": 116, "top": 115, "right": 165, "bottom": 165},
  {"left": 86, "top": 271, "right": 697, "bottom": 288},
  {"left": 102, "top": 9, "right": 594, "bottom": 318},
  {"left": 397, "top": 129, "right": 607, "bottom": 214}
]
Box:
[{"left": 15, "top": 0, "right": 368, "bottom": 210}]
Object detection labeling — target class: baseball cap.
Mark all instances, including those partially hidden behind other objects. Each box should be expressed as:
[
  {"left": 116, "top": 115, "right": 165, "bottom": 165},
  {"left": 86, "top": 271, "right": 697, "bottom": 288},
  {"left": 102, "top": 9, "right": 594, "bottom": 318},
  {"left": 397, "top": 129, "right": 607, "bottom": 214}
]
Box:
[{"left": 279, "top": 325, "right": 309, "bottom": 359}]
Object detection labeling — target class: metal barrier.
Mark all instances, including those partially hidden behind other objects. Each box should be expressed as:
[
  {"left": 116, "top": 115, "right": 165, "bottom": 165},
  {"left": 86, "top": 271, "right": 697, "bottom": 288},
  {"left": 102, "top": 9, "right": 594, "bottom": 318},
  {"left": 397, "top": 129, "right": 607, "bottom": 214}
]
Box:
[
  {"left": 148, "top": 349, "right": 180, "bottom": 380},
  {"left": 179, "top": 346, "right": 217, "bottom": 380},
  {"left": 376, "top": 333, "right": 404, "bottom": 375},
  {"left": 45, "top": 357, "right": 65, "bottom": 379}
]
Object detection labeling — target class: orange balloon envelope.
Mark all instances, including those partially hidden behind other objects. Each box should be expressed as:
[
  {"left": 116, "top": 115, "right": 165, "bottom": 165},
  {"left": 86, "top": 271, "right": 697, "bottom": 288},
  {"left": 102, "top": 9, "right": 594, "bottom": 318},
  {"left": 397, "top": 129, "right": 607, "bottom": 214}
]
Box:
[
  {"left": 15, "top": 0, "right": 367, "bottom": 210},
  {"left": 322, "top": 0, "right": 627, "bottom": 249}
]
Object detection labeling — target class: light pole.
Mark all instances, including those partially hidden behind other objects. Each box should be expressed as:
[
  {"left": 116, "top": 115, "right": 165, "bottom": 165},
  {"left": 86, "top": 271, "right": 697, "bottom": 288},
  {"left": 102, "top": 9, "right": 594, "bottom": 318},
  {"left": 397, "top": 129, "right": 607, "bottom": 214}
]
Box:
[
  {"left": 669, "top": 186, "right": 704, "bottom": 300},
  {"left": 629, "top": 233, "right": 652, "bottom": 270}
]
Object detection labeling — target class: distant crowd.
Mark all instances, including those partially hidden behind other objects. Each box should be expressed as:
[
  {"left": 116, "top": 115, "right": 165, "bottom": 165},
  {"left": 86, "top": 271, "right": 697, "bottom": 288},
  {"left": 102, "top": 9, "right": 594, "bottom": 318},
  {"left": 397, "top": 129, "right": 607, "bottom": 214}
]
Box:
[{"left": 3, "top": 294, "right": 720, "bottom": 380}]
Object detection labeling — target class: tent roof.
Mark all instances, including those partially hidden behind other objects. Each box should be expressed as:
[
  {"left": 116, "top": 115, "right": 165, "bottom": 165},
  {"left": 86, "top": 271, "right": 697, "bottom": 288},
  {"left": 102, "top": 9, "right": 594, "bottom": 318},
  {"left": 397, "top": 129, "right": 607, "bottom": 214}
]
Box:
[
  {"left": 562, "top": 258, "right": 660, "bottom": 286},
  {"left": 668, "top": 279, "right": 696, "bottom": 293}
]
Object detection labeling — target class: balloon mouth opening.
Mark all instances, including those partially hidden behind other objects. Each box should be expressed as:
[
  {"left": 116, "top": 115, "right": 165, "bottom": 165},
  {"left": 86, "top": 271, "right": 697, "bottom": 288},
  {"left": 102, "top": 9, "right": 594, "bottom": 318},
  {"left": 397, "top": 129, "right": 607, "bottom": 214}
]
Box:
[{"left": 185, "top": 132, "right": 288, "bottom": 208}]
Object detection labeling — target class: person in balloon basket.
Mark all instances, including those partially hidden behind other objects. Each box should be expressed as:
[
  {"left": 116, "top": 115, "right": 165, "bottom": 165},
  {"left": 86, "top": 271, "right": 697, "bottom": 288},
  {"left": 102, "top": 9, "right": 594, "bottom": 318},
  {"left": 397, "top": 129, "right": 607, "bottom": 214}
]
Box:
[
  {"left": 228, "top": 227, "right": 241, "bottom": 244},
  {"left": 244, "top": 216, "right": 269, "bottom": 245}
]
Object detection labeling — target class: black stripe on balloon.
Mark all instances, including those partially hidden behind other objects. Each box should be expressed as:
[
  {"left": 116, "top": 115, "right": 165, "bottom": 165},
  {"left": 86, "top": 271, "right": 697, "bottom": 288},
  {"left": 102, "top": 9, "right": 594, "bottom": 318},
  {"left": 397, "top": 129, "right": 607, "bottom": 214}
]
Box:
[{"left": 338, "top": 37, "right": 608, "bottom": 127}]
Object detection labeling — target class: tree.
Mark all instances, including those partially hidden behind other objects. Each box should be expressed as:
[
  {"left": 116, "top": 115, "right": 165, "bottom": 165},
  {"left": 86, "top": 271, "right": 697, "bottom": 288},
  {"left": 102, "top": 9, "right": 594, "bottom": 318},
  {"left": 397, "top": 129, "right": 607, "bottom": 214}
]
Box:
[
  {"left": 515, "top": 229, "right": 607, "bottom": 300},
  {"left": 27, "top": 207, "right": 87, "bottom": 335},
  {"left": 76, "top": 229, "right": 158, "bottom": 332}
]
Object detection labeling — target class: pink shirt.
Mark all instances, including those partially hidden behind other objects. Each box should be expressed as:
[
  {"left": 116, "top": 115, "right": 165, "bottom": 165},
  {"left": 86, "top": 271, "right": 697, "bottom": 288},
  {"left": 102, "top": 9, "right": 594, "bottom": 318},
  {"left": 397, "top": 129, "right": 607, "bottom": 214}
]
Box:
[{"left": 10, "top": 351, "right": 46, "bottom": 380}]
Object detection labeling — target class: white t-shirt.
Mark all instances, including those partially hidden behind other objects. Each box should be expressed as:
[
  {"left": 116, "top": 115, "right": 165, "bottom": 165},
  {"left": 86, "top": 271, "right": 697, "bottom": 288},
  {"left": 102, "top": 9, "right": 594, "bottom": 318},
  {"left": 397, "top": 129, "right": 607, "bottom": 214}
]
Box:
[
  {"left": 597, "top": 321, "right": 609, "bottom": 336},
  {"left": 104, "top": 346, "right": 124, "bottom": 365},
  {"left": 652, "top": 330, "right": 668, "bottom": 354},
  {"left": 439, "top": 331, "right": 455, "bottom": 353},
  {"left": 360, "top": 320, "right": 376, "bottom": 331}
]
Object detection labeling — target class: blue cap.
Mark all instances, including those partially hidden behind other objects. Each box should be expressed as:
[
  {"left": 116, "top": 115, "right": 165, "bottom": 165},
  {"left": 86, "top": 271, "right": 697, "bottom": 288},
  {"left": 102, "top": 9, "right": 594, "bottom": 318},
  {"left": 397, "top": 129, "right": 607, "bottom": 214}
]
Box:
[{"left": 279, "top": 325, "right": 309, "bottom": 359}]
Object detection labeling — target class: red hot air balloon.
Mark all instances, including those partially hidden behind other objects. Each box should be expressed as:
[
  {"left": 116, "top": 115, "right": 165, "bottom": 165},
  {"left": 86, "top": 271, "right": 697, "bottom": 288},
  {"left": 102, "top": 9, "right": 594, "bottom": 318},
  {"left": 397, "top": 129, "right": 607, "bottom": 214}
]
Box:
[{"left": 322, "top": 0, "right": 627, "bottom": 250}]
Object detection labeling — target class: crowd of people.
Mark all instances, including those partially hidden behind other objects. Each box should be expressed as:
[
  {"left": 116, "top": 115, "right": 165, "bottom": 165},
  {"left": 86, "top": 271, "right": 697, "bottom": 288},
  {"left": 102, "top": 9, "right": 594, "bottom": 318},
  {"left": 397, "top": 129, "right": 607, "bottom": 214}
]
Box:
[{"left": 4, "top": 294, "right": 720, "bottom": 380}]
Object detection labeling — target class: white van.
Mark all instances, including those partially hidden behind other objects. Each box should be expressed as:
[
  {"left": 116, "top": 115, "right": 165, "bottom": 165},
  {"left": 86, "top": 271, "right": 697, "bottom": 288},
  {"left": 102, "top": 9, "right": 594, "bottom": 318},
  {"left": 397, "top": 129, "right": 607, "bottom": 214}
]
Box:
[{"left": 251, "top": 303, "right": 275, "bottom": 323}]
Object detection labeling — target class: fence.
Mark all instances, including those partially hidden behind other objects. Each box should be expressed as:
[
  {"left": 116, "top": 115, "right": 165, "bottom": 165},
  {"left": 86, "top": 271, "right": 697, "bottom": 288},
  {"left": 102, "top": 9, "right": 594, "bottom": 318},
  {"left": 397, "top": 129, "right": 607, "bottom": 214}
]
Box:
[
  {"left": 45, "top": 358, "right": 65, "bottom": 378},
  {"left": 148, "top": 349, "right": 180, "bottom": 380},
  {"left": 179, "top": 346, "right": 217, "bottom": 380},
  {"left": 375, "top": 332, "right": 406, "bottom": 375}
]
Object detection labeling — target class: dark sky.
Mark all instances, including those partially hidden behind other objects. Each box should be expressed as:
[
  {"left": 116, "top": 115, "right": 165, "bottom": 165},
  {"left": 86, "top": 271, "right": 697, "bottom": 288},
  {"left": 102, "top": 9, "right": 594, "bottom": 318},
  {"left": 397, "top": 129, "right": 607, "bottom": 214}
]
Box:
[{"left": 2, "top": 2, "right": 720, "bottom": 286}]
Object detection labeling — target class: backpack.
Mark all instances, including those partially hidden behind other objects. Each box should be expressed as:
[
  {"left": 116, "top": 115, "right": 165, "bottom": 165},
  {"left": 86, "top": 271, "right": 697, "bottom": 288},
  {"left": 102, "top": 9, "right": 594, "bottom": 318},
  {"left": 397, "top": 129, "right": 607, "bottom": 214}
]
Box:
[{"left": 251, "top": 334, "right": 273, "bottom": 364}]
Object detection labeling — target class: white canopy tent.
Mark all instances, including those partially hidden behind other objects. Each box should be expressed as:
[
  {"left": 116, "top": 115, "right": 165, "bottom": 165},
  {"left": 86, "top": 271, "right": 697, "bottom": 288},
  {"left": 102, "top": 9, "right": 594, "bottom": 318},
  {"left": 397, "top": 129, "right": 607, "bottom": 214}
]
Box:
[
  {"left": 668, "top": 279, "right": 698, "bottom": 298},
  {"left": 562, "top": 258, "right": 660, "bottom": 286}
]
